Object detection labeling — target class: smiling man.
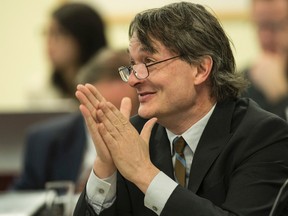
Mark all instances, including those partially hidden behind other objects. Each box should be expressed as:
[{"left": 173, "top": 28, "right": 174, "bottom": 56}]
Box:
[{"left": 74, "top": 2, "right": 288, "bottom": 216}]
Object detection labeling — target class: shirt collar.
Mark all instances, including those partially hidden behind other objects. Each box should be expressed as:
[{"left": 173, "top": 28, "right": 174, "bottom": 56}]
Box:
[{"left": 166, "top": 103, "right": 216, "bottom": 155}]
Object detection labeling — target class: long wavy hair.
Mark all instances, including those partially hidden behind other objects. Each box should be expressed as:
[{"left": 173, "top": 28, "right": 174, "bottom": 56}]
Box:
[{"left": 51, "top": 3, "right": 107, "bottom": 96}]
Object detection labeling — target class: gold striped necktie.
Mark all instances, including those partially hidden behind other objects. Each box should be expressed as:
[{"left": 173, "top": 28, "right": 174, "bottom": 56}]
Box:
[{"left": 173, "top": 136, "right": 187, "bottom": 187}]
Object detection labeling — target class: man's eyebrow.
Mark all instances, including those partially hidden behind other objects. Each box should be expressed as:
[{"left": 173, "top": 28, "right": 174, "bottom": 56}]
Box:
[
  {"left": 126, "top": 45, "right": 158, "bottom": 62},
  {"left": 141, "top": 45, "right": 158, "bottom": 54},
  {"left": 126, "top": 47, "right": 151, "bottom": 54}
]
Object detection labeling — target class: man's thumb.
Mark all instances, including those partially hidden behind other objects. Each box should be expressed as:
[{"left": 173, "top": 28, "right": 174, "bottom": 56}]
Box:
[{"left": 140, "top": 118, "right": 158, "bottom": 144}]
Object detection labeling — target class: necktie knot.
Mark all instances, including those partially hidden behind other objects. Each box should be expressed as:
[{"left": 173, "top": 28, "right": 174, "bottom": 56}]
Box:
[{"left": 173, "top": 136, "right": 186, "bottom": 155}]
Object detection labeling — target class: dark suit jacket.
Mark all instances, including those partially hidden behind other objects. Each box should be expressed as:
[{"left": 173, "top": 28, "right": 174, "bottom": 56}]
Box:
[
  {"left": 74, "top": 98, "right": 288, "bottom": 216},
  {"left": 13, "top": 113, "right": 87, "bottom": 190}
]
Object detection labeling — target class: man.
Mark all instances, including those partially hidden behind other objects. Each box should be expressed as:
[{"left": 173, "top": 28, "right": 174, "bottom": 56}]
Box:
[
  {"left": 74, "top": 2, "right": 288, "bottom": 216},
  {"left": 243, "top": 0, "right": 288, "bottom": 119},
  {"left": 12, "top": 48, "right": 138, "bottom": 190}
]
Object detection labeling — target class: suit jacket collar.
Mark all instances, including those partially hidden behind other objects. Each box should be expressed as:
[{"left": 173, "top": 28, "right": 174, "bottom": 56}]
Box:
[
  {"left": 187, "top": 99, "right": 236, "bottom": 192},
  {"left": 149, "top": 99, "right": 236, "bottom": 193}
]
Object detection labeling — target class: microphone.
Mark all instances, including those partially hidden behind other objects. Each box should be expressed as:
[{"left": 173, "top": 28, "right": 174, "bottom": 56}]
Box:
[{"left": 269, "top": 178, "right": 288, "bottom": 216}]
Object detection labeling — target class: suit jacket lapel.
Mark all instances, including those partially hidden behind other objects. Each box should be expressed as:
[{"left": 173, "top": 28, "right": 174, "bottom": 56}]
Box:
[
  {"left": 187, "top": 100, "right": 235, "bottom": 193},
  {"left": 150, "top": 125, "right": 174, "bottom": 179}
]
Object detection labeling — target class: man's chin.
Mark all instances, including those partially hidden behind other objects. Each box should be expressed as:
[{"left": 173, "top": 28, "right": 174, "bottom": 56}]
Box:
[{"left": 138, "top": 107, "right": 155, "bottom": 119}]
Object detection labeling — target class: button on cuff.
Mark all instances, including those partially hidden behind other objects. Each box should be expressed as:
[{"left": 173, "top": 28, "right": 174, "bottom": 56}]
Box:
[
  {"left": 98, "top": 188, "right": 105, "bottom": 194},
  {"left": 152, "top": 206, "right": 158, "bottom": 212}
]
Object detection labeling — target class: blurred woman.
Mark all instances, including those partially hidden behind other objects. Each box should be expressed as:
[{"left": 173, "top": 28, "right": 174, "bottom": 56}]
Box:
[{"left": 46, "top": 2, "right": 107, "bottom": 98}]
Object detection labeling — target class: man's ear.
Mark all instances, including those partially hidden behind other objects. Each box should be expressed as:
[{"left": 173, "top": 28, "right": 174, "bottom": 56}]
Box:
[{"left": 194, "top": 56, "right": 213, "bottom": 85}]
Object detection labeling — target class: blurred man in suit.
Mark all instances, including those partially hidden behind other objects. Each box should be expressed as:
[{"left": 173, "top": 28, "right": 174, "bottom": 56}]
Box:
[{"left": 12, "top": 48, "right": 138, "bottom": 191}]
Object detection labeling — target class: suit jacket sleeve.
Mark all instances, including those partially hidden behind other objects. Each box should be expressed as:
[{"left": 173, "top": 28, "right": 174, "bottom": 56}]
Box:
[{"left": 73, "top": 174, "right": 132, "bottom": 216}]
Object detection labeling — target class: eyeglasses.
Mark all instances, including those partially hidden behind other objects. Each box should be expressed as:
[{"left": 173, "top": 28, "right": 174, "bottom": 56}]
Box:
[{"left": 118, "top": 55, "right": 181, "bottom": 82}]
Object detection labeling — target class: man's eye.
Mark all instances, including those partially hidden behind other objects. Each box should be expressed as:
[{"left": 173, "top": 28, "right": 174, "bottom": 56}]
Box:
[{"left": 145, "top": 58, "right": 155, "bottom": 65}]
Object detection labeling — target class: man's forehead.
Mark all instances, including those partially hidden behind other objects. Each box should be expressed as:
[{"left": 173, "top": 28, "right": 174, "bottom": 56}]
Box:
[{"left": 128, "top": 34, "right": 161, "bottom": 55}]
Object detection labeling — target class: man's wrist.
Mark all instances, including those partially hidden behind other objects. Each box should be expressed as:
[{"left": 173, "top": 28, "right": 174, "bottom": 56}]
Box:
[
  {"left": 134, "top": 165, "right": 160, "bottom": 194},
  {"left": 93, "top": 158, "right": 116, "bottom": 179}
]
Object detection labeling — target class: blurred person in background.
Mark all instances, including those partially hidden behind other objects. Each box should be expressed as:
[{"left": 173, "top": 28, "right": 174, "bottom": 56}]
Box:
[
  {"left": 11, "top": 48, "right": 138, "bottom": 192},
  {"left": 28, "top": 2, "right": 107, "bottom": 108},
  {"left": 243, "top": 0, "right": 288, "bottom": 119},
  {"left": 10, "top": 2, "right": 109, "bottom": 191}
]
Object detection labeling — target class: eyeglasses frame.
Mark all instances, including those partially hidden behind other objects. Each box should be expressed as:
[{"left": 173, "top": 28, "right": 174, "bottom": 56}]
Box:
[{"left": 118, "top": 55, "right": 181, "bottom": 82}]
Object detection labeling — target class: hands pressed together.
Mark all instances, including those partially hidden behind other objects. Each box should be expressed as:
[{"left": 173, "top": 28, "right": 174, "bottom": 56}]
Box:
[{"left": 75, "top": 84, "right": 159, "bottom": 193}]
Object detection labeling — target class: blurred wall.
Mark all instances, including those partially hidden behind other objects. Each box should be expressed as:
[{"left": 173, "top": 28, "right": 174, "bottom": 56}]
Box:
[
  {"left": 0, "top": 0, "right": 61, "bottom": 111},
  {"left": 0, "top": 0, "right": 260, "bottom": 111}
]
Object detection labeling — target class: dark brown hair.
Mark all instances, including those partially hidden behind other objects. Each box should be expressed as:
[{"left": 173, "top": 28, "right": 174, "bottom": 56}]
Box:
[{"left": 129, "top": 2, "right": 247, "bottom": 101}]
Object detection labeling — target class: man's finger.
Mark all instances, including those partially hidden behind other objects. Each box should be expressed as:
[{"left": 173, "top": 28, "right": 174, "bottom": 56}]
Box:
[
  {"left": 86, "top": 83, "right": 106, "bottom": 103},
  {"left": 75, "top": 88, "right": 95, "bottom": 113},
  {"left": 120, "top": 97, "right": 132, "bottom": 119}
]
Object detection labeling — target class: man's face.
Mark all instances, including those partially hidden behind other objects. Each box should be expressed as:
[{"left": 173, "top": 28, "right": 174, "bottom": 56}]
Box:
[
  {"left": 127, "top": 33, "right": 199, "bottom": 123},
  {"left": 252, "top": 0, "right": 288, "bottom": 54}
]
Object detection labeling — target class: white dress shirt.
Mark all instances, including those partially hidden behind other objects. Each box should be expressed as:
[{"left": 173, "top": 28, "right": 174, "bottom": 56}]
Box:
[{"left": 85, "top": 104, "right": 216, "bottom": 215}]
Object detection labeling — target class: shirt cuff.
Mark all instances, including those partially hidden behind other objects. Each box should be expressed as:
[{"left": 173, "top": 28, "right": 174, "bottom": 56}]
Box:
[
  {"left": 144, "top": 171, "right": 178, "bottom": 215},
  {"left": 86, "top": 170, "right": 117, "bottom": 214}
]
